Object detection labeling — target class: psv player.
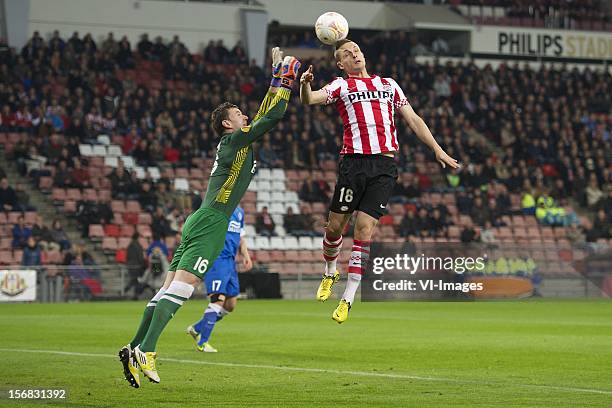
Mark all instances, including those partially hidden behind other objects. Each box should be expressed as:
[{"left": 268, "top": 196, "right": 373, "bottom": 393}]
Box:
[{"left": 300, "top": 39, "right": 458, "bottom": 323}]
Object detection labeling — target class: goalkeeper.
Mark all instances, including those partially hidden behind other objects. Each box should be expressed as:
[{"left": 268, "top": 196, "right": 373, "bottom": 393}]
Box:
[{"left": 118, "top": 48, "right": 300, "bottom": 387}]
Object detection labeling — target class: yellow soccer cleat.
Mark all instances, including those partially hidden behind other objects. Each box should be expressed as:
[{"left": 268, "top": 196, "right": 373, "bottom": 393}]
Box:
[
  {"left": 118, "top": 345, "right": 140, "bottom": 388},
  {"left": 133, "top": 346, "right": 160, "bottom": 383},
  {"left": 316, "top": 271, "right": 340, "bottom": 301},
  {"left": 196, "top": 342, "right": 218, "bottom": 353},
  {"left": 332, "top": 299, "right": 351, "bottom": 324}
]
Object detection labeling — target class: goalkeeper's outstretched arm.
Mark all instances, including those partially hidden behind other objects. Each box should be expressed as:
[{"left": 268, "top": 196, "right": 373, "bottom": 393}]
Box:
[
  {"left": 251, "top": 47, "right": 284, "bottom": 123},
  {"left": 228, "top": 56, "right": 301, "bottom": 149}
]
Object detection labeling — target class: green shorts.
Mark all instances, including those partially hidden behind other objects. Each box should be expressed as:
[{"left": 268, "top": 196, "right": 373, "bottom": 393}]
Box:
[{"left": 169, "top": 207, "right": 229, "bottom": 279}]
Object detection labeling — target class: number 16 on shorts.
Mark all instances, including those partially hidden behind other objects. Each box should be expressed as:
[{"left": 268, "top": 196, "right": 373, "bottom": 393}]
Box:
[{"left": 194, "top": 257, "right": 209, "bottom": 274}]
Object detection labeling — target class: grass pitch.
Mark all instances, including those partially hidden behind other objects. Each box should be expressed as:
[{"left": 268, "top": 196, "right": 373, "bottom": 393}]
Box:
[{"left": 1, "top": 299, "right": 611, "bottom": 407}]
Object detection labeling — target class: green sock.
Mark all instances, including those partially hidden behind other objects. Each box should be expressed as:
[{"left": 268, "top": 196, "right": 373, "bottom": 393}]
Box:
[
  {"left": 139, "top": 295, "right": 186, "bottom": 352},
  {"left": 129, "top": 304, "right": 156, "bottom": 349}
]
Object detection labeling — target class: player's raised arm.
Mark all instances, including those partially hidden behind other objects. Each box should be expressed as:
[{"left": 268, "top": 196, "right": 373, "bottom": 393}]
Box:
[
  {"left": 227, "top": 56, "right": 301, "bottom": 149},
  {"left": 398, "top": 102, "right": 459, "bottom": 169},
  {"left": 251, "top": 47, "right": 284, "bottom": 122},
  {"left": 388, "top": 78, "right": 459, "bottom": 169},
  {"left": 299, "top": 65, "right": 328, "bottom": 105}
]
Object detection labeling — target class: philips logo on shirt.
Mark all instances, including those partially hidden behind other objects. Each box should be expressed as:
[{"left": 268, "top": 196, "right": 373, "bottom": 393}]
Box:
[
  {"left": 228, "top": 220, "right": 242, "bottom": 233},
  {"left": 347, "top": 90, "right": 393, "bottom": 104}
]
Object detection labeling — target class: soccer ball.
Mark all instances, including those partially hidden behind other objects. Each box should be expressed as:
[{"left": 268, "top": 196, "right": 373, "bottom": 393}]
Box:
[{"left": 315, "top": 12, "right": 349, "bottom": 45}]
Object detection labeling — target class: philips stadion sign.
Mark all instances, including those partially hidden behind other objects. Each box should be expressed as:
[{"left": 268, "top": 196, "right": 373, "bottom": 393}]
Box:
[{"left": 472, "top": 26, "right": 612, "bottom": 60}]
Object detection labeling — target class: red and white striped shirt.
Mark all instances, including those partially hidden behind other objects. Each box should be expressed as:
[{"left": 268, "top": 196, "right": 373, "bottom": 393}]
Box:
[{"left": 324, "top": 75, "right": 408, "bottom": 155}]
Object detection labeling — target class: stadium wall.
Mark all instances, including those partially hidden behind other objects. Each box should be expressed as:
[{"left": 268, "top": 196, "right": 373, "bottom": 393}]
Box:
[{"left": 25, "top": 0, "right": 260, "bottom": 53}]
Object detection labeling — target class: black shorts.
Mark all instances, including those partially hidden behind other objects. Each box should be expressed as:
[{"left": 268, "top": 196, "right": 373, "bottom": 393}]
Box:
[{"left": 329, "top": 154, "right": 398, "bottom": 220}]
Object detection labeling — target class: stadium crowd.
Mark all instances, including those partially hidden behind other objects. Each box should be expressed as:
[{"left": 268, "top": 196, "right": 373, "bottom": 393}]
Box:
[{"left": 0, "top": 29, "right": 610, "bottom": 257}]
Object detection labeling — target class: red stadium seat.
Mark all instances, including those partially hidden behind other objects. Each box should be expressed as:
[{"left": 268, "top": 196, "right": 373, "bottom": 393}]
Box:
[
  {"left": 115, "top": 249, "right": 127, "bottom": 263},
  {"left": 104, "top": 224, "right": 121, "bottom": 237},
  {"left": 122, "top": 212, "right": 139, "bottom": 225},
  {"left": 120, "top": 224, "right": 135, "bottom": 237}
]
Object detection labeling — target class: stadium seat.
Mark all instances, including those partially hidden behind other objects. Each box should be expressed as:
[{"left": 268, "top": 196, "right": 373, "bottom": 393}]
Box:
[
  {"left": 52, "top": 188, "right": 67, "bottom": 203},
  {"left": 102, "top": 237, "right": 118, "bottom": 253},
  {"left": 284, "top": 236, "right": 299, "bottom": 250},
  {"left": 0, "top": 250, "right": 12, "bottom": 264},
  {"left": 137, "top": 225, "right": 152, "bottom": 238},
  {"left": 97, "top": 135, "right": 111, "bottom": 145},
  {"left": 121, "top": 156, "right": 135, "bottom": 169},
  {"left": 122, "top": 212, "right": 138, "bottom": 225},
  {"left": 258, "top": 181, "right": 272, "bottom": 192},
  {"left": 120, "top": 224, "right": 135, "bottom": 237},
  {"left": 271, "top": 191, "right": 284, "bottom": 202},
  {"left": 148, "top": 167, "right": 161, "bottom": 180},
  {"left": 7, "top": 212, "right": 21, "bottom": 224},
  {"left": 243, "top": 225, "right": 255, "bottom": 238},
  {"left": 256, "top": 168, "right": 271, "bottom": 180},
  {"left": 79, "top": 144, "right": 93, "bottom": 156},
  {"left": 254, "top": 237, "right": 270, "bottom": 250},
  {"left": 62, "top": 200, "right": 76, "bottom": 214},
  {"left": 126, "top": 201, "right": 141, "bottom": 213},
  {"left": 174, "top": 178, "right": 190, "bottom": 191},
  {"left": 104, "top": 156, "right": 119, "bottom": 168},
  {"left": 115, "top": 249, "right": 127, "bottom": 263},
  {"left": 138, "top": 213, "right": 152, "bottom": 225},
  {"left": 270, "top": 169, "right": 285, "bottom": 182},
  {"left": 271, "top": 181, "right": 285, "bottom": 191},
  {"left": 111, "top": 200, "right": 126, "bottom": 213},
  {"left": 104, "top": 224, "right": 121, "bottom": 237},
  {"left": 269, "top": 236, "right": 285, "bottom": 250},
  {"left": 258, "top": 191, "right": 271, "bottom": 202},
  {"left": 107, "top": 145, "right": 122, "bottom": 157},
  {"left": 0, "top": 238, "right": 12, "bottom": 249},
  {"left": 67, "top": 188, "right": 82, "bottom": 201},
  {"left": 284, "top": 203, "right": 299, "bottom": 214},
  {"left": 283, "top": 191, "right": 299, "bottom": 203},
  {"left": 39, "top": 176, "right": 53, "bottom": 192}
]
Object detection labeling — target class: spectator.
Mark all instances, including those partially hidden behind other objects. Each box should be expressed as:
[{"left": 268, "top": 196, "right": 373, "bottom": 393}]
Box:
[
  {"left": 125, "top": 232, "right": 146, "bottom": 299},
  {"left": 108, "top": 163, "right": 132, "bottom": 199},
  {"left": 586, "top": 209, "right": 611, "bottom": 242},
  {"left": 585, "top": 174, "right": 604, "bottom": 208},
  {"left": 53, "top": 160, "right": 71, "bottom": 188},
  {"left": 138, "top": 181, "right": 158, "bottom": 213},
  {"left": 70, "top": 159, "right": 90, "bottom": 188},
  {"left": 460, "top": 221, "right": 479, "bottom": 243},
  {"left": 31, "top": 215, "right": 60, "bottom": 251},
  {"left": 255, "top": 206, "right": 276, "bottom": 236},
  {"left": 152, "top": 206, "right": 172, "bottom": 238},
  {"left": 399, "top": 210, "right": 419, "bottom": 238},
  {"left": 22, "top": 236, "right": 42, "bottom": 266},
  {"left": 12, "top": 215, "right": 32, "bottom": 249},
  {"left": 0, "top": 177, "right": 18, "bottom": 211},
  {"left": 147, "top": 234, "right": 169, "bottom": 259},
  {"left": 50, "top": 219, "right": 71, "bottom": 251},
  {"left": 137, "top": 33, "right": 153, "bottom": 60}
]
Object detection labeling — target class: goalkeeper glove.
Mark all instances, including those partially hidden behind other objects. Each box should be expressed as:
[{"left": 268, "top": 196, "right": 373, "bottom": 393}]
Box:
[
  {"left": 270, "top": 47, "right": 283, "bottom": 87},
  {"left": 280, "top": 56, "right": 301, "bottom": 89}
]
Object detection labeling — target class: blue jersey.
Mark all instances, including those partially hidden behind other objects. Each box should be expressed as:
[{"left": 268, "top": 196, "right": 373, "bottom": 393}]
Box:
[{"left": 218, "top": 207, "right": 244, "bottom": 260}]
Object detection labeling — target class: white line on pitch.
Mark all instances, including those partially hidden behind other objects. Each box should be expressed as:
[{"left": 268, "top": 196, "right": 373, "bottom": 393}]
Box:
[{"left": 1, "top": 348, "right": 611, "bottom": 396}]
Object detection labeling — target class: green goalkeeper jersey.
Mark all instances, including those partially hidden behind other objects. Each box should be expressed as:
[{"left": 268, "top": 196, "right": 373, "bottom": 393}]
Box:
[{"left": 201, "top": 87, "right": 290, "bottom": 218}]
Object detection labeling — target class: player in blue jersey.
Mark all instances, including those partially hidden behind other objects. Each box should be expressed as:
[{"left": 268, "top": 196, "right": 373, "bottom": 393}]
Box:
[{"left": 186, "top": 206, "right": 252, "bottom": 352}]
